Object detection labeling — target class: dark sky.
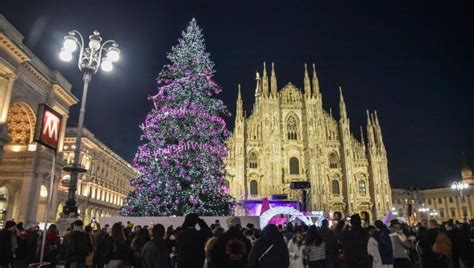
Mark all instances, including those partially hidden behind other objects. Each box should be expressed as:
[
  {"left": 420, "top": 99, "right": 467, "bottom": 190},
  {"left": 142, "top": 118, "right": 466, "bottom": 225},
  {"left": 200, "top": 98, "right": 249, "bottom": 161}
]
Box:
[{"left": 2, "top": 0, "right": 473, "bottom": 189}]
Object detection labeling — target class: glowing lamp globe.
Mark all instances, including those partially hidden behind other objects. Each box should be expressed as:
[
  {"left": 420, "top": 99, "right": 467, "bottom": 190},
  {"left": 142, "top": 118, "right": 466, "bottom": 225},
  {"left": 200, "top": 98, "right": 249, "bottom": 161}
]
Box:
[
  {"left": 101, "top": 60, "right": 113, "bottom": 72},
  {"left": 107, "top": 47, "right": 120, "bottom": 62},
  {"left": 63, "top": 37, "right": 77, "bottom": 52},
  {"left": 59, "top": 48, "right": 72, "bottom": 62}
]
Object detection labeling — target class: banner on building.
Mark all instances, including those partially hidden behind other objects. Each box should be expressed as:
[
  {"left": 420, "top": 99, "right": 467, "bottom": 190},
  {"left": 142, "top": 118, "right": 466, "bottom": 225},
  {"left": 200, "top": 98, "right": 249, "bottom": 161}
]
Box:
[{"left": 34, "top": 104, "right": 63, "bottom": 151}]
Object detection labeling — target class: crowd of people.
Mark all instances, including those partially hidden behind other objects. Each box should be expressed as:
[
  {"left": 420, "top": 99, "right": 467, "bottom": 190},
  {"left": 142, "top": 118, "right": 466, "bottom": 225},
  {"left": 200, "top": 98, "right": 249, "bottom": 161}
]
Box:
[{"left": 0, "top": 213, "right": 473, "bottom": 268}]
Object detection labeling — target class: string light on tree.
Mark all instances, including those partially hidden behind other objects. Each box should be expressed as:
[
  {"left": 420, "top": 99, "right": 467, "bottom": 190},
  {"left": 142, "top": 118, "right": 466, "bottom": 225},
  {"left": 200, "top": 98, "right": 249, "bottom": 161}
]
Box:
[{"left": 121, "top": 19, "right": 235, "bottom": 216}]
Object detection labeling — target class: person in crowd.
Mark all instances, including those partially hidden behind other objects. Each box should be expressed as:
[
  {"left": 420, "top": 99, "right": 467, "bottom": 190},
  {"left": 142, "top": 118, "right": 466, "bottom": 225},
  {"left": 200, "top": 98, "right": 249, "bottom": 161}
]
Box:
[
  {"left": 141, "top": 223, "right": 171, "bottom": 268},
  {"left": 176, "top": 213, "right": 212, "bottom": 268},
  {"left": 421, "top": 219, "right": 451, "bottom": 268},
  {"left": 248, "top": 224, "right": 289, "bottom": 268},
  {"left": 303, "top": 225, "right": 326, "bottom": 268},
  {"left": 287, "top": 226, "right": 304, "bottom": 268},
  {"left": 93, "top": 226, "right": 110, "bottom": 268},
  {"left": 25, "top": 225, "right": 40, "bottom": 266},
  {"left": 13, "top": 222, "right": 28, "bottom": 268},
  {"left": 319, "top": 219, "right": 337, "bottom": 268},
  {"left": 388, "top": 221, "right": 412, "bottom": 268},
  {"left": 131, "top": 227, "right": 151, "bottom": 268},
  {"left": 64, "top": 220, "right": 93, "bottom": 268},
  {"left": 209, "top": 217, "right": 251, "bottom": 268},
  {"left": 374, "top": 220, "right": 393, "bottom": 268},
  {"left": 0, "top": 220, "right": 17, "bottom": 268},
  {"left": 283, "top": 222, "right": 294, "bottom": 241},
  {"left": 105, "top": 222, "right": 129, "bottom": 268},
  {"left": 445, "top": 220, "right": 461, "bottom": 268},
  {"left": 84, "top": 225, "right": 96, "bottom": 267},
  {"left": 340, "top": 214, "right": 370, "bottom": 268},
  {"left": 204, "top": 225, "right": 224, "bottom": 267},
  {"left": 333, "top": 220, "right": 346, "bottom": 268},
  {"left": 244, "top": 229, "right": 257, "bottom": 246},
  {"left": 44, "top": 224, "right": 61, "bottom": 265},
  {"left": 458, "top": 222, "right": 474, "bottom": 267},
  {"left": 368, "top": 225, "right": 383, "bottom": 268}
]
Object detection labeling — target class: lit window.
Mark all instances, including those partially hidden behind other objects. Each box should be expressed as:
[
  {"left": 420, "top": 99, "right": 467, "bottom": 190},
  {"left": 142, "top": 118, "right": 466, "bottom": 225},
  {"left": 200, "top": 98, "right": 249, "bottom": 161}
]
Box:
[
  {"left": 40, "top": 185, "right": 48, "bottom": 198},
  {"left": 359, "top": 180, "right": 366, "bottom": 195}
]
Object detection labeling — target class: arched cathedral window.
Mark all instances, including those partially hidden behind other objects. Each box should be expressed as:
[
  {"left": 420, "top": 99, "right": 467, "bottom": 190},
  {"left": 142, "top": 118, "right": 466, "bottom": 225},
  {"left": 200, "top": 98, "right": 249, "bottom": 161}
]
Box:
[
  {"left": 359, "top": 180, "right": 366, "bottom": 195},
  {"left": 289, "top": 157, "right": 300, "bottom": 174},
  {"left": 332, "top": 179, "right": 340, "bottom": 195},
  {"left": 329, "top": 153, "right": 339, "bottom": 169},
  {"left": 250, "top": 180, "right": 258, "bottom": 195},
  {"left": 287, "top": 116, "right": 298, "bottom": 140},
  {"left": 249, "top": 152, "right": 257, "bottom": 169}
]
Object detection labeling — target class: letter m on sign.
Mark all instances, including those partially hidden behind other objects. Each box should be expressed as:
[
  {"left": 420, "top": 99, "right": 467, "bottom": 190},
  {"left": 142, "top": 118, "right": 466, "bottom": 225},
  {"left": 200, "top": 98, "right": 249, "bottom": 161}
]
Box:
[{"left": 34, "top": 104, "right": 63, "bottom": 151}]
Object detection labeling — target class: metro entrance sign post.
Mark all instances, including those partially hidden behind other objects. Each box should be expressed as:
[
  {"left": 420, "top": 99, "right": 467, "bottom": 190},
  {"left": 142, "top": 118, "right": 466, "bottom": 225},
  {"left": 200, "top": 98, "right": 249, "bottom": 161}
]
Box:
[{"left": 33, "top": 104, "right": 63, "bottom": 266}]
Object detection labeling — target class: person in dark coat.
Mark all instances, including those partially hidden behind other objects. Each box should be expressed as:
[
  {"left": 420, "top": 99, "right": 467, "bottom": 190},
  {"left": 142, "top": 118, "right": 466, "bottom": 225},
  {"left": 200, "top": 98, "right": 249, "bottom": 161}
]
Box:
[
  {"left": 63, "top": 220, "right": 93, "bottom": 268},
  {"left": 340, "top": 214, "right": 370, "bottom": 268},
  {"left": 141, "top": 224, "right": 171, "bottom": 268},
  {"left": 247, "top": 224, "right": 289, "bottom": 268},
  {"left": 176, "top": 213, "right": 212, "bottom": 268},
  {"left": 0, "top": 220, "right": 17, "bottom": 268},
  {"left": 319, "top": 219, "right": 337, "bottom": 268},
  {"left": 374, "top": 220, "right": 394, "bottom": 266},
  {"left": 445, "top": 220, "right": 460, "bottom": 268},
  {"left": 209, "top": 216, "right": 252, "bottom": 268}
]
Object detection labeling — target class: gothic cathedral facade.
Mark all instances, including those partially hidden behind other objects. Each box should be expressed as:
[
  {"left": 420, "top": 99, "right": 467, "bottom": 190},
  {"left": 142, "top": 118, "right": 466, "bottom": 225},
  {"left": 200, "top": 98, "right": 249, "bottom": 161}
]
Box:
[{"left": 224, "top": 63, "right": 392, "bottom": 221}]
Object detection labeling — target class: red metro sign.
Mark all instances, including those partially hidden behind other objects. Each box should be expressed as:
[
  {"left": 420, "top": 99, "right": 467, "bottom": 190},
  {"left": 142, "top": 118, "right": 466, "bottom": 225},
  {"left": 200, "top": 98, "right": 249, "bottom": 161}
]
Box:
[{"left": 34, "top": 104, "right": 63, "bottom": 151}]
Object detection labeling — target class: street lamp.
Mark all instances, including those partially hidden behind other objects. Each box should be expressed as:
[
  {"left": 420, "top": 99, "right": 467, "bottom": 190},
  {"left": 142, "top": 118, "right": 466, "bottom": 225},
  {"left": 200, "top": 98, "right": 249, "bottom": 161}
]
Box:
[
  {"left": 451, "top": 181, "right": 469, "bottom": 221},
  {"left": 429, "top": 209, "right": 438, "bottom": 218},
  {"left": 60, "top": 30, "right": 120, "bottom": 217},
  {"left": 418, "top": 204, "right": 429, "bottom": 219}
]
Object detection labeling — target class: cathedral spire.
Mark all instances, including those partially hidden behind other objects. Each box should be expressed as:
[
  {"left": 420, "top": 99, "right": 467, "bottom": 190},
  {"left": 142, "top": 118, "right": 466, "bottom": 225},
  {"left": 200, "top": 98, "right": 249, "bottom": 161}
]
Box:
[
  {"left": 360, "top": 125, "right": 366, "bottom": 147},
  {"left": 366, "top": 110, "right": 375, "bottom": 149},
  {"left": 312, "top": 63, "right": 320, "bottom": 98},
  {"left": 236, "top": 84, "right": 243, "bottom": 120},
  {"left": 262, "top": 62, "right": 269, "bottom": 97},
  {"left": 304, "top": 63, "right": 311, "bottom": 98},
  {"left": 270, "top": 62, "right": 277, "bottom": 97},
  {"left": 339, "top": 86, "right": 347, "bottom": 120},
  {"left": 254, "top": 72, "right": 261, "bottom": 112}
]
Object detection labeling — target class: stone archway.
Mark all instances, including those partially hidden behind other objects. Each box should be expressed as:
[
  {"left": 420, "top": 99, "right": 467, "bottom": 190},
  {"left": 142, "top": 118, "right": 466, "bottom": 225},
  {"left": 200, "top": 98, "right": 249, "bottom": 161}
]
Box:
[{"left": 259, "top": 206, "right": 312, "bottom": 228}]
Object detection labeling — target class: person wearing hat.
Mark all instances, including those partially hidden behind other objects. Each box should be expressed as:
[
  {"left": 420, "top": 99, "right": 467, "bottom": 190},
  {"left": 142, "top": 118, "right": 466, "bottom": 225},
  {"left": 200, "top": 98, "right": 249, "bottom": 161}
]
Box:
[
  {"left": 209, "top": 216, "right": 252, "bottom": 268},
  {"left": 0, "top": 220, "right": 17, "bottom": 268}
]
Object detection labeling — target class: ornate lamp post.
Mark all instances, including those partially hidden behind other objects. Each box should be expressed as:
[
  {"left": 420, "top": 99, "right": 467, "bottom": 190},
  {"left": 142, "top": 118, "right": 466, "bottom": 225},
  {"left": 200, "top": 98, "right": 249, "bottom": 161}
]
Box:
[
  {"left": 59, "top": 30, "right": 120, "bottom": 216},
  {"left": 451, "top": 181, "right": 469, "bottom": 221}
]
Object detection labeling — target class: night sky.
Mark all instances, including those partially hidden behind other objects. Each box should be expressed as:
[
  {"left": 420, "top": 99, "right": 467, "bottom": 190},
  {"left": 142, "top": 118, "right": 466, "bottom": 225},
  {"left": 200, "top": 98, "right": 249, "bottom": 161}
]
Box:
[{"left": 2, "top": 0, "right": 473, "bottom": 189}]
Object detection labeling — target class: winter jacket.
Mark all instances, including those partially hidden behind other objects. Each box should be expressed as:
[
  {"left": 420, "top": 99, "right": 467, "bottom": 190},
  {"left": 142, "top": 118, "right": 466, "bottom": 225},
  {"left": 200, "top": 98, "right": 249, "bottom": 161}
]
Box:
[
  {"left": 247, "top": 238, "right": 289, "bottom": 268},
  {"left": 287, "top": 239, "right": 304, "bottom": 268},
  {"left": 209, "top": 227, "right": 251, "bottom": 268},
  {"left": 64, "top": 230, "right": 93, "bottom": 263},
  {"left": 367, "top": 237, "right": 383, "bottom": 268},
  {"left": 0, "top": 229, "right": 14, "bottom": 265},
  {"left": 341, "top": 226, "right": 370, "bottom": 268},
  {"left": 375, "top": 228, "right": 394, "bottom": 265},
  {"left": 176, "top": 225, "right": 212, "bottom": 268}
]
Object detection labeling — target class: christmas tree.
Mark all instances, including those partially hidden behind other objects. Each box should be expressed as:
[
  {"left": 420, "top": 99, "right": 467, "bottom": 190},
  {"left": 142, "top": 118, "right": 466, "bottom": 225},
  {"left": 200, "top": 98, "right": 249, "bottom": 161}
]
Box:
[{"left": 121, "top": 19, "right": 235, "bottom": 216}]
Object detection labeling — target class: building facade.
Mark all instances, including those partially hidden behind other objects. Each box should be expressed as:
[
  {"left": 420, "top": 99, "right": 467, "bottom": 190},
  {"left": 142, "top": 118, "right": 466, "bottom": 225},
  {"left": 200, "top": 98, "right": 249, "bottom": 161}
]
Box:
[
  {"left": 391, "top": 159, "right": 474, "bottom": 223},
  {"left": 225, "top": 63, "right": 392, "bottom": 221},
  {"left": 0, "top": 15, "right": 78, "bottom": 226},
  {"left": 57, "top": 127, "right": 137, "bottom": 224}
]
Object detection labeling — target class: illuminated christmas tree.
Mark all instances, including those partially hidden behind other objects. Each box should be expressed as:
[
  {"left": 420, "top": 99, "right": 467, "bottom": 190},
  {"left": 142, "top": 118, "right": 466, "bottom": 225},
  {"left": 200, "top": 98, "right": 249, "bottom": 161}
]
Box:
[{"left": 122, "top": 19, "right": 235, "bottom": 216}]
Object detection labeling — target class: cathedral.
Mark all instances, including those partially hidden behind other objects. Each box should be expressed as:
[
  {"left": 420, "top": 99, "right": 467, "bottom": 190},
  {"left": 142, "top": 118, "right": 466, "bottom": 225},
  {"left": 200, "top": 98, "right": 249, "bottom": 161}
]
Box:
[{"left": 224, "top": 62, "right": 392, "bottom": 221}]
